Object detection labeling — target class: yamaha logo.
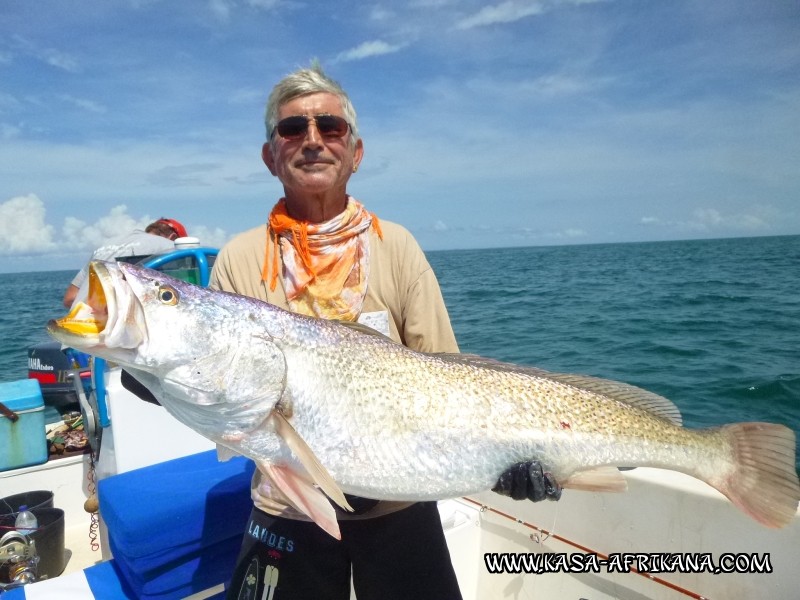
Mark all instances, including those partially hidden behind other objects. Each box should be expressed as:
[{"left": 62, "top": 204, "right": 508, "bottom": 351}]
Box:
[{"left": 28, "top": 358, "right": 54, "bottom": 371}]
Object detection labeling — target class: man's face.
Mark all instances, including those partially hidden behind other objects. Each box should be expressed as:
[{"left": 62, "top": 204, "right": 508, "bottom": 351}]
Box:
[{"left": 262, "top": 92, "right": 363, "bottom": 200}]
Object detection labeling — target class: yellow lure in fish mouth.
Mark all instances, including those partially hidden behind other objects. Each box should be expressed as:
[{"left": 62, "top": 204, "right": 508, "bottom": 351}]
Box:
[{"left": 53, "top": 263, "right": 109, "bottom": 336}]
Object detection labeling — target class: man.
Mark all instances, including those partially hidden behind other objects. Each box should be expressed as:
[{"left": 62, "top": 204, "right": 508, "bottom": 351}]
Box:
[
  {"left": 62, "top": 218, "right": 187, "bottom": 308},
  {"left": 212, "top": 64, "right": 558, "bottom": 600}
]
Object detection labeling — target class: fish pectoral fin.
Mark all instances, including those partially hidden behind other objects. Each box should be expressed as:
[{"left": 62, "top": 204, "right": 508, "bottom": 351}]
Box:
[
  {"left": 269, "top": 411, "right": 354, "bottom": 513},
  {"left": 561, "top": 467, "right": 628, "bottom": 492},
  {"left": 260, "top": 462, "right": 342, "bottom": 540}
]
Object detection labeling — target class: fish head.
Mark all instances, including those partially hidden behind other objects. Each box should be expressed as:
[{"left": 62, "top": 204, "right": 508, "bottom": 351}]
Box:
[{"left": 47, "top": 260, "right": 288, "bottom": 442}]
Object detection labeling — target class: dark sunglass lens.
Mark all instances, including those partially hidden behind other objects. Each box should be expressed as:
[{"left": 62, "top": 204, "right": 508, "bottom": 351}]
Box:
[
  {"left": 276, "top": 116, "right": 309, "bottom": 139},
  {"left": 316, "top": 115, "right": 349, "bottom": 137}
]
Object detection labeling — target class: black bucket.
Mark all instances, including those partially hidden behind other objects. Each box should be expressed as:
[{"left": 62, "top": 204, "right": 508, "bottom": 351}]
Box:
[
  {"left": 0, "top": 490, "right": 54, "bottom": 531},
  {"left": 0, "top": 491, "right": 63, "bottom": 579},
  {"left": 0, "top": 490, "right": 54, "bottom": 513},
  {"left": 30, "top": 507, "right": 66, "bottom": 579}
]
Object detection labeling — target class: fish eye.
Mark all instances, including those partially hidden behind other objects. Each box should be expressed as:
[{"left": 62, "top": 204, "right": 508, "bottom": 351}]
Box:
[{"left": 158, "top": 286, "right": 179, "bottom": 305}]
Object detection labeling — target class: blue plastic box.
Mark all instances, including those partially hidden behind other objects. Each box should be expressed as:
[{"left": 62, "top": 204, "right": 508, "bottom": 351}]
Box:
[{"left": 0, "top": 378, "right": 48, "bottom": 471}]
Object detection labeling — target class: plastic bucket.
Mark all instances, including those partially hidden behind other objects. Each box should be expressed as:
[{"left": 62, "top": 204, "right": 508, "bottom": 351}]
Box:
[
  {"left": 0, "top": 490, "right": 54, "bottom": 513},
  {"left": 30, "top": 507, "right": 66, "bottom": 579},
  {"left": 0, "top": 490, "right": 54, "bottom": 530}
]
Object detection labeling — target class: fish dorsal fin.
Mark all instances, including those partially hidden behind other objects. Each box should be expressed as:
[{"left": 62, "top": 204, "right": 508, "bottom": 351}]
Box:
[
  {"left": 432, "top": 353, "right": 682, "bottom": 426},
  {"left": 536, "top": 372, "right": 682, "bottom": 426},
  {"left": 269, "top": 411, "right": 353, "bottom": 513},
  {"left": 562, "top": 467, "right": 628, "bottom": 492}
]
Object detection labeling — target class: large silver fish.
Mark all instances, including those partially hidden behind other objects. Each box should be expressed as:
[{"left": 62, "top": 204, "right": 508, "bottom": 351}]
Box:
[{"left": 47, "top": 261, "right": 800, "bottom": 539}]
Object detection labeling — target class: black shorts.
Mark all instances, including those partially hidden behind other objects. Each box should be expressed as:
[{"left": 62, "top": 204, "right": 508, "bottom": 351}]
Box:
[{"left": 225, "top": 502, "right": 463, "bottom": 600}]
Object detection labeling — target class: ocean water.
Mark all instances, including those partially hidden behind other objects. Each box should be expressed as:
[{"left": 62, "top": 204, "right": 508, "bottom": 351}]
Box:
[
  {"left": 0, "top": 236, "right": 798, "bottom": 471},
  {"left": 0, "top": 269, "right": 75, "bottom": 380},
  {"left": 427, "top": 235, "right": 800, "bottom": 473}
]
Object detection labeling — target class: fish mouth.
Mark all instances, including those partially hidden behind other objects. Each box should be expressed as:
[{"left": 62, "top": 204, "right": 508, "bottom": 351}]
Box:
[{"left": 47, "top": 261, "right": 143, "bottom": 350}]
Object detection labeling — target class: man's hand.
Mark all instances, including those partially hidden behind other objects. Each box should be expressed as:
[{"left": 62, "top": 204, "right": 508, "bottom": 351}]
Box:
[{"left": 492, "top": 461, "right": 562, "bottom": 502}]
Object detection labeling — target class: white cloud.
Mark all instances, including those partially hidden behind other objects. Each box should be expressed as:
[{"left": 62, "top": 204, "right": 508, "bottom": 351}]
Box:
[
  {"left": 228, "top": 87, "right": 265, "bottom": 105},
  {"left": 333, "top": 40, "right": 407, "bottom": 63},
  {"left": 209, "top": 0, "right": 233, "bottom": 20},
  {"left": 65, "top": 210, "right": 230, "bottom": 254},
  {"left": 61, "top": 205, "right": 156, "bottom": 251},
  {"left": 687, "top": 208, "right": 769, "bottom": 233},
  {"left": 208, "top": 0, "right": 279, "bottom": 20},
  {"left": 409, "top": 0, "right": 458, "bottom": 7},
  {"left": 59, "top": 95, "right": 107, "bottom": 114},
  {"left": 0, "top": 93, "right": 21, "bottom": 115},
  {"left": 637, "top": 208, "right": 774, "bottom": 236},
  {"left": 520, "top": 74, "right": 599, "bottom": 98},
  {"left": 147, "top": 163, "right": 223, "bottom": 186},
  {"left": 44, "top": 49, "right": 79, "bottom": 72},
  {"left": 369, "top": 6, "right": 396, "bottom": 22},
  {"left": 0, "top": 195, "right": 232, "bottom": 265},
  {"left": 11, "top": 35, "right": 79, "bottom": 72},
  {"left": 1, "top": 123, "right": 21, "bottom": 139},
  {"left": 455, "top": 1, "right": 546, "bottom": 30},
  {"left": 189, "top": 225, "right": 231, "bottom": 249},
  {"left": 562, "top": 228, "right": 587, "bottom": 238},
  {"left": 245, "top": 0, "right": 279, "bottom": 8},
  {"left": 0, "top": 194, "right": 57, "bottom": 254}
]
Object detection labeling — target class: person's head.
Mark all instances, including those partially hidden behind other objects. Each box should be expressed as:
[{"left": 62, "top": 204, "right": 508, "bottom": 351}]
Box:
[
  {"left": 264, "top": 62, "right": 360, "bottom": 149},
  {"left": 146, "top": 218, "right": 187, "bottom": 241},
  {"left": 262, "top": 63, "right": 364, "bottom": 217}
]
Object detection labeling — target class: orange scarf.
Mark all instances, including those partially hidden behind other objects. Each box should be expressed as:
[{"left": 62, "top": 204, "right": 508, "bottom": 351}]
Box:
[{"left": 263, "top": 197, "right": 383, "bottom": 320}]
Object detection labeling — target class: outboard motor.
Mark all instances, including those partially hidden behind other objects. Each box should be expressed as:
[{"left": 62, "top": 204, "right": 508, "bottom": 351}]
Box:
[{"left": 27, "top": 342, "right": 89, "bottom": 414}]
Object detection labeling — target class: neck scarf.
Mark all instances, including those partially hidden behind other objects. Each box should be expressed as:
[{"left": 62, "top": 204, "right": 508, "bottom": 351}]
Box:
[{"left": 263, "top": 197, "right": 383, "bottom": 321}]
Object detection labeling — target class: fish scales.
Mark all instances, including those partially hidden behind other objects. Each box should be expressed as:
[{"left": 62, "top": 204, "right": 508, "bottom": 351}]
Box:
[{"left": 254, "top": 314, "right": 737, "bottom": 497}]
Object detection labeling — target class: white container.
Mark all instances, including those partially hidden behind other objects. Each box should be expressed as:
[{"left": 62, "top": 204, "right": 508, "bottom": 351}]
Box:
[{"left": 174, "top": 236, "right": 200, "bottom": 248}]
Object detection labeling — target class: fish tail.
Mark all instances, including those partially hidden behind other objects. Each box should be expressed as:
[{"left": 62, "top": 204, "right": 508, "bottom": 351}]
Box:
[{"left": 713, "top": 423, "right": 799, "bottom": 528}]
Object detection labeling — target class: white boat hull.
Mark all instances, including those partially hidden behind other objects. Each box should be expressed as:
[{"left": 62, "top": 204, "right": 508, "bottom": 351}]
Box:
[{"left": 441, "top": 466, "right": 799, "bottom": 600}]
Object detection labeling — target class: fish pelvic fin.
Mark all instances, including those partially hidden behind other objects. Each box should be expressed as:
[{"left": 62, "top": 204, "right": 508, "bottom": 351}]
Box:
[
  {"left": 260, "top": 462, "right": 342, "bottom": 540},
  {"left": 561, "top": 467, "right": 628, "bottom": 492},
  {"left": 269, "top": 411, "right": 354, "bottom": 514},
  {"left": 713, "top": 423, "right": 800, "bottom": 529}
]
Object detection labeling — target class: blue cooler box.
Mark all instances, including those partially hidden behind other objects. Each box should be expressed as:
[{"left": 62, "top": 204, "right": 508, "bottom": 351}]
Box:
[{"left": 0, "top": 378, "right": 48, "bottom": 471}]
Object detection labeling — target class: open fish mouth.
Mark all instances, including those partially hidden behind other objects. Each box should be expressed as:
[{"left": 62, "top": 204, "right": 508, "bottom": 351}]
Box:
[{"left": 47, "top": 261, "right": 144, "bottom": 349}]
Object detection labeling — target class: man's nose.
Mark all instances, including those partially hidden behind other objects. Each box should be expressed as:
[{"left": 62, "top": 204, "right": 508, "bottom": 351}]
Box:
[{"left": 302, "top": 118, "right": 324, "bottom": 147}]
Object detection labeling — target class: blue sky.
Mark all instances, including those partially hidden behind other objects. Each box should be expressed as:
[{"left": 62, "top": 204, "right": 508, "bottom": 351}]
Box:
[{"left": 1, "top": 0, "right": 798, "bottom": 272}]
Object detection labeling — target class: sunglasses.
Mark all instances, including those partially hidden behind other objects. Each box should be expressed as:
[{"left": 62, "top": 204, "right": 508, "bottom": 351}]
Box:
[{"left": 272, "top": 114, "right": 351, "bottom": 141}]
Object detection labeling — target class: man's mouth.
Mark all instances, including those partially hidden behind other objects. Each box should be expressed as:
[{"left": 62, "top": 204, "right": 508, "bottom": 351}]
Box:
[{"left": 296, "top": 158, "right": 334, "bottom": 168}]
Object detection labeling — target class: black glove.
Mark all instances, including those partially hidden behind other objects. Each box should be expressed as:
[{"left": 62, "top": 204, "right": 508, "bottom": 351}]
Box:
[{"left": 492, "top": 461, "right": 562, "bottom": 502}]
